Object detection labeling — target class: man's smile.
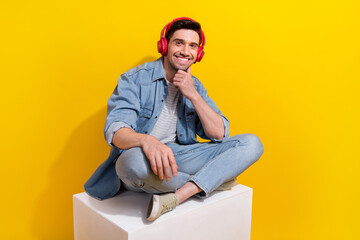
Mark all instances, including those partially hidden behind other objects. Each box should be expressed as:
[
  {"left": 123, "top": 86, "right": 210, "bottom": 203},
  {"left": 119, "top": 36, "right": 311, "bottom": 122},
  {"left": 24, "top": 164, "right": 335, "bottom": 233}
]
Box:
[{"left": 174, "top": 55, "right": 192, "bottom": 64}]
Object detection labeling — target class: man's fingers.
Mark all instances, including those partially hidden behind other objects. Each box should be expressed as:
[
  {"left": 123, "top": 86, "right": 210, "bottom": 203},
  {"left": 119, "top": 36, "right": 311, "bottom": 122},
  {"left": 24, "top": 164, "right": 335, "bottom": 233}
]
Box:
[
  {"left": 161, "top": 156, "right": 171, "bottom": 181},
  {"left": 173, "top": 74, "right": 185, "bottom": 86},
  {"left": 143, "top": 139, "right": 175, "bottom": 181},
  {"left": 168, "top": 154, "right": 178, "bottom": 177},
  {"left": 176, "top": 70, "right": 187, "bottom": 77},
  {"left": 148, "top": 154, "right": 158, "bottom": 175},
  {"left": 155, "top": 155, "right": 164, "bottom": 180},
  {"left": 173, "top": 74, "right": 183, "bottom": 82}
]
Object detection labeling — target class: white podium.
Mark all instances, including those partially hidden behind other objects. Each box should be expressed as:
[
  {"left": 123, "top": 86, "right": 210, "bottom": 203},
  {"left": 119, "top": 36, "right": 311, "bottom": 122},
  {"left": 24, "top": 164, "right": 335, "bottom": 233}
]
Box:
[{"left": 73, "top": 184, "right": 253, "bottom": 240}]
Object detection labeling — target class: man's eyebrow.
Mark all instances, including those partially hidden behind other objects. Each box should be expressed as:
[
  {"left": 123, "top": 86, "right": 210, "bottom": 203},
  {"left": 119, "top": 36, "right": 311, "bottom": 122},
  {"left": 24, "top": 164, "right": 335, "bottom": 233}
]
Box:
[{"left": 173, "top": 38, "right": 199, "bottom": 46}]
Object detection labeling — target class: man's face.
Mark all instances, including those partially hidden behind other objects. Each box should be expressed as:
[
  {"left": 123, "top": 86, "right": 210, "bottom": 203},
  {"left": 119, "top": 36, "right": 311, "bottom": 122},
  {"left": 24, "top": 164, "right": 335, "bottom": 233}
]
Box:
[{"left": 164, "top": 29, "right": 200, "bottom": 72}]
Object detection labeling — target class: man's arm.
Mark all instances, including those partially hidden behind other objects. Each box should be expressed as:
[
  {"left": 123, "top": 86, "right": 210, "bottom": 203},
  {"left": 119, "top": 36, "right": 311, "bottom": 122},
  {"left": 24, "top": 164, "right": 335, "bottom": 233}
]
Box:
[
  {"left": 112, "top": 128, "right": 178, "bottom": 181},
  {"left": 106, "top": 73, "right": 177, "bottom": 182},
  {"left": 173, "top": 68, "right": 225, "bottom": 140}
]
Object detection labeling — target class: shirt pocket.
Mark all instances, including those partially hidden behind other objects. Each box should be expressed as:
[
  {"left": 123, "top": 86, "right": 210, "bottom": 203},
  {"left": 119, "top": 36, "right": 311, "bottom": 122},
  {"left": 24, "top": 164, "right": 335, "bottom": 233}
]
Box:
[
  {"left": 185, "top": 101, "right": 198, "bottom": 122},
  {"left": 139, "top": 83, "right": 155, "bottom": 118},
  {"left": 185, "top": 111, "right": 197, "bottom": 121},
  {"left": 183, "top": 110, "right": 198, "bottom": 143},
  {"left": 139, "top": 107, "right": 153, "bottom": 119}
]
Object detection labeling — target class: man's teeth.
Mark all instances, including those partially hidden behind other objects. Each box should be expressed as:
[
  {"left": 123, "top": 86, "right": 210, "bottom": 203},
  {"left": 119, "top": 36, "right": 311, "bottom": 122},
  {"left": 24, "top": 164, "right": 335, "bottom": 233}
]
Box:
[{"left": 177, "top": 57, "right": 190, "bottom": 62}]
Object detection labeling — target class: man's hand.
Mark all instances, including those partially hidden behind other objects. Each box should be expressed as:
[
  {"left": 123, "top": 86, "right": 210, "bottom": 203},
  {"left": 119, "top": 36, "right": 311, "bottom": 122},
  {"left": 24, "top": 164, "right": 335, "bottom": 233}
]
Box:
[
  {"left": 142, "top": 135, "right": 178, "bottom": 181},
  {"left": 173, "top": 68, "right": 198, "bottom": 101},
  {"left": 172, "top": 68, "right": 225, "bottom": 140}
]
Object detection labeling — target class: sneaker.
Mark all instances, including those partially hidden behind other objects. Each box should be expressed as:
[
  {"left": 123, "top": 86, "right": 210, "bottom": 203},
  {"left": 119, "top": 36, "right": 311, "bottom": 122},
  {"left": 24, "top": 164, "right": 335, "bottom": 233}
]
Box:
[
  {"left": 146, "top": 193, "right": 179, "bottom": 221},
  {"left": 215, "top": 178, "right": 238, "bottom": 191}
]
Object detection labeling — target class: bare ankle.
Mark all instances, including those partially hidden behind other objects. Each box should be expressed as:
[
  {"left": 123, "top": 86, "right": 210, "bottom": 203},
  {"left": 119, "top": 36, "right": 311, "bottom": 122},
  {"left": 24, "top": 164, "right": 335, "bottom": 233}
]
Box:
[{"left": 175, "top": 181, "right": 202, "bottom": 203}]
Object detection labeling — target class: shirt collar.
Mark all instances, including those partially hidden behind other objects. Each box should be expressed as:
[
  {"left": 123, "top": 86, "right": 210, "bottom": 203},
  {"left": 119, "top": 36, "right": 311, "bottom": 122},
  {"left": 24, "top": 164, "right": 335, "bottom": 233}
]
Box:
[{"left": 152, "top": 57, "right": 166, "bottom": 82}]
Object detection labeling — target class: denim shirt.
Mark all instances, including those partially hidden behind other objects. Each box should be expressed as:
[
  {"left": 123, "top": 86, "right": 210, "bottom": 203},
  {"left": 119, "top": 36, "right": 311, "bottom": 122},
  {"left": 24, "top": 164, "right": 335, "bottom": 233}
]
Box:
[{"left": 84, "top": 58, "right": 230, "bottom": 200}]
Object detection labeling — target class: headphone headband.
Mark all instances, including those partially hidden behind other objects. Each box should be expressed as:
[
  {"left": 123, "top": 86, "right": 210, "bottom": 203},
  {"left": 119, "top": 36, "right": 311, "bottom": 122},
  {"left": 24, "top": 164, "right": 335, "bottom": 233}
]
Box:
[{"left": 160, "top": 17, "right": 205, "bottom": 48}]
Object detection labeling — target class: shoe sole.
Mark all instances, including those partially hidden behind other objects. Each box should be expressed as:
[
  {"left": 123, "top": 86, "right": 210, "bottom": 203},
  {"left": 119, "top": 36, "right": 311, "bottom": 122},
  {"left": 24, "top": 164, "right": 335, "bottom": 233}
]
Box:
[{"left": 146, "top": 195, "right": 160, "bottom": 221}]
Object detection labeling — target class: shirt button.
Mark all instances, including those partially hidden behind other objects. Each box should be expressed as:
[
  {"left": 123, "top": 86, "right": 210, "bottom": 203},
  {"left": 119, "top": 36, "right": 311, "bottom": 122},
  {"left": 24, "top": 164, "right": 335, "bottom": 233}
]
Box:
[
  {"left": 145, "top": 131, "right": 148, "bottom": 134},
  {"left": 179, "top": 134, "right": 183, "bottom": 137},
  {"left": 155, "top": 116, "right": 158, "bottom": 119},
  {"left": 161, "top": 99, "right": 164, "bottom": 102},
  {"left": 179, "top": 117, "right": 182, "bottom": 120}
]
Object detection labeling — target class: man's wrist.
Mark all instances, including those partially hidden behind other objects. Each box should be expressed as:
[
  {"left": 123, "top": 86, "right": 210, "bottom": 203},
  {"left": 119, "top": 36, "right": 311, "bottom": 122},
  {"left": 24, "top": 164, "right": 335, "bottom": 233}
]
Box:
[
  {"left": 140, "top": 134, "right": 155, "bottom": 148},
  {"left": 188, "top": 91, "right": 201, "bottom": 104}
]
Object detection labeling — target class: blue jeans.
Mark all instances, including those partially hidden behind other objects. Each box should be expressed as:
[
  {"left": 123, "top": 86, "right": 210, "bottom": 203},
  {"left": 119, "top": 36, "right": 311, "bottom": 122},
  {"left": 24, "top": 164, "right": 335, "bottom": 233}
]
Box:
[{"left": 115, "top": 134, "right": 264, "bottom": 196}]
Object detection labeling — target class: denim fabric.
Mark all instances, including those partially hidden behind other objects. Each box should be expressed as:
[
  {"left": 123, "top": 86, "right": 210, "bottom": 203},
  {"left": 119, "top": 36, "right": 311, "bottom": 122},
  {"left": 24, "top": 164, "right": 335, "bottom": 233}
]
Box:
[
  {"left": 115, "top": 134, "right": 264, "bottom": 197},
  {"left": 84, "top": 58, "right": 230, "bottom": 200}
]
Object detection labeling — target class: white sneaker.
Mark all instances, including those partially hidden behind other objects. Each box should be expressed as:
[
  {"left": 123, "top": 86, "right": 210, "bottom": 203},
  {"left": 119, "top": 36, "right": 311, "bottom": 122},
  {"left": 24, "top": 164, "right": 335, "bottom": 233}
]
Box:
[{"left": 146, "top": 193, "right": 179, "bottom": 221}]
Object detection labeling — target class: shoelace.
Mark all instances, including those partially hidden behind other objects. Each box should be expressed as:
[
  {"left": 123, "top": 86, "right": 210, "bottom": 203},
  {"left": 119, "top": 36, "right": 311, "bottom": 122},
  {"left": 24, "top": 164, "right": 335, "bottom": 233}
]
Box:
[{"left": 161, "top": 197, "right": 177, "bottom": 213}]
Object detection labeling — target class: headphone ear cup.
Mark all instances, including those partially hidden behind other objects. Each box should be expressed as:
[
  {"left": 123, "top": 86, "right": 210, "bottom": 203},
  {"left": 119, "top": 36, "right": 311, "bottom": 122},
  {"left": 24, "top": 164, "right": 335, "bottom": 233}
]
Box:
[
  {"left": 196, "top": 46, "right": 205, "bottom": 62},
  {"left": 157, "top": 37, "right": 168, "bottom": 56},
  {"left": 157, "top": 39, "right": 162, "bottom": 54},
  {"left": 162, "top": 38, "right": 168, "bottom": 56}
]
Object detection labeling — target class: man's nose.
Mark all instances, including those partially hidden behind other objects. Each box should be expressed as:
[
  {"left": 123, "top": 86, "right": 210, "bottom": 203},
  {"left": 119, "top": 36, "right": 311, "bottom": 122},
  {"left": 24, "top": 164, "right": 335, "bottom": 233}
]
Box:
[{"left": 180, "top": 45, "right": 190, "bottom": 55}]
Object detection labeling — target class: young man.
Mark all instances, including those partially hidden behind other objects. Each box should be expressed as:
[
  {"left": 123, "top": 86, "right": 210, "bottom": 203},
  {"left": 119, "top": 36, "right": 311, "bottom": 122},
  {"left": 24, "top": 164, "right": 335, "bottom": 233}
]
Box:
[{"left": 85, "top": 17, "right": 264, "bottom": 221}]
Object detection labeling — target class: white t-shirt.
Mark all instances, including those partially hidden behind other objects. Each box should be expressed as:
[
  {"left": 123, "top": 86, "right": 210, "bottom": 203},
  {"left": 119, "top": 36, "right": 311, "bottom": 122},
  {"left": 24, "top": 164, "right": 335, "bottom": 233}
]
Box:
[{"left": 150, "top": 80, "right": 179, "bottom": 143}]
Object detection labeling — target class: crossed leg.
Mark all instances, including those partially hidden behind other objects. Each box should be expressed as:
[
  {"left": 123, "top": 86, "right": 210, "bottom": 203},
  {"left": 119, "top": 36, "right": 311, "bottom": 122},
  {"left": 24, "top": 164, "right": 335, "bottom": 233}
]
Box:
[{"left": 116, "top": 134, "right": 264, "bottom": 220}]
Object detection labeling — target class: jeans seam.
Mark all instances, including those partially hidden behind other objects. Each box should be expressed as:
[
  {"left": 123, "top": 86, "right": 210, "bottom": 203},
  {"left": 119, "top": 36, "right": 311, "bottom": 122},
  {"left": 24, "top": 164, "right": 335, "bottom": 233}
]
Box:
[
  {"left": 172, "top": 137, "right": 244, "bottom": 157},
  {"left": 173, "top": 147, "right": 203, "bottom": 156}
]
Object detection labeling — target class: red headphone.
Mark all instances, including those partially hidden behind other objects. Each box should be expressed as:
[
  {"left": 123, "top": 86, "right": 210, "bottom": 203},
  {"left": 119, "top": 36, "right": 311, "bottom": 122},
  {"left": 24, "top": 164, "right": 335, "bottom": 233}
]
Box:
[{"left": 157, "top": 17, "right": 206, "bottom": 63}]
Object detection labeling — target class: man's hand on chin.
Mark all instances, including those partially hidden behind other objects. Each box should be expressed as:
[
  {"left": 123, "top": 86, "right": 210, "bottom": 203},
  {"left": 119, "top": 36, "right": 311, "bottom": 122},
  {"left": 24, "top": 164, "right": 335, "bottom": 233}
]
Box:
[{"left": 173, "top": 67, "right": 199, "bottom": 101}]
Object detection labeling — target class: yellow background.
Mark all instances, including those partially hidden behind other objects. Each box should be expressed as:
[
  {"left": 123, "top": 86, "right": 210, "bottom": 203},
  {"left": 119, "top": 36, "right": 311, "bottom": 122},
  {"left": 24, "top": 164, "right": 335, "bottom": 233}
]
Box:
[{"left": 1, "top": 0, "right": 359, "bottom": 239}]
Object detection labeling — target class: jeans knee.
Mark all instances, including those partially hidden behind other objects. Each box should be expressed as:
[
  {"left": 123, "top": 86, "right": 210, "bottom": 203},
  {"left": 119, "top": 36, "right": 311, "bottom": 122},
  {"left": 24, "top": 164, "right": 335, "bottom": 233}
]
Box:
[
  {"left": 115, "top": 147, "right": 151, "bottom": 181},
  {"left": 248, "top": 134, "right": 264, "bottom": 153},
  {"left": 233, "top": 133, "right": 264, "bottom": 162}
]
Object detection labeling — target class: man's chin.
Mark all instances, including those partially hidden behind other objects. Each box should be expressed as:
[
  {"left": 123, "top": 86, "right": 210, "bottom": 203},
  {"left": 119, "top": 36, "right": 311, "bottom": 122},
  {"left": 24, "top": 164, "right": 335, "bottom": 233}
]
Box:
[
  {"left": 176, "top": 66, "right": 190, "bottom": 71},
  {"left": 174, "top": 62, "right": 193, "bottom": 71}
]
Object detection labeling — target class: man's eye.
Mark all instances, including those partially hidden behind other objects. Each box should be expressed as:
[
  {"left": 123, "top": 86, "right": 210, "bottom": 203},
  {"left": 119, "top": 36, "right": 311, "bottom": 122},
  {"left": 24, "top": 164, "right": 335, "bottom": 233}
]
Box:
[{"left": 176, "top": 42, "right": 182, "bottom": 45}]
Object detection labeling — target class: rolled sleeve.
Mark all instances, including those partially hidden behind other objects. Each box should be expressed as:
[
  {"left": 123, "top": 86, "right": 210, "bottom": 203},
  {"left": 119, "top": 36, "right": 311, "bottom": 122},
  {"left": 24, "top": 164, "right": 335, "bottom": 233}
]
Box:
[
  {"left": 208, "top": 115, "right": 230, "bottom": 142},
  {"left": 105, "top": 122, "right": 132, "bottom": 147},
  {"left": 222, "top": 116, "right": 230, "bottom": 138}
]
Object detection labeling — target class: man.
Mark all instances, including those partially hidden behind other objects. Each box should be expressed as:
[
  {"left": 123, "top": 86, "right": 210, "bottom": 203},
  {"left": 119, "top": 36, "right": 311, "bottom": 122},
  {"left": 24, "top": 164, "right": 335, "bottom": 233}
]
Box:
[{"left": 85, "top": 17, "right": 264, "bottom": 221}]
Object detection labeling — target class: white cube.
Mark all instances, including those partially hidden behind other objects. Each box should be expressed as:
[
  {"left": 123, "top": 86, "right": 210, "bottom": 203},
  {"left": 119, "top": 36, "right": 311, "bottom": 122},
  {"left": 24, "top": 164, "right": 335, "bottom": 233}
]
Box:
[{"left": 73, "top": 184, "right": 253, "bottom": 240}]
